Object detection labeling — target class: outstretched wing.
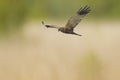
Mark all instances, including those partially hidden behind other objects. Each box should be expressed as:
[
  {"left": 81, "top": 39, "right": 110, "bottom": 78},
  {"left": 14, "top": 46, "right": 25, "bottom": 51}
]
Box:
[
  {"left": 42, "top": 21, "right": 60, "bottom": 29},
  {"left": 65, "top": 5, "right": 90, "bottom": 30}
]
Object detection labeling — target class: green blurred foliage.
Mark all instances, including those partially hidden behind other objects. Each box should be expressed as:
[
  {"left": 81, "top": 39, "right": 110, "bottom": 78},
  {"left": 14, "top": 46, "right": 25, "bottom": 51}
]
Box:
[
  {"left": 0, "top": 0, "right": 33, "bottom": 35},
  {"left": 0, "top": 0, "right": 120, "bottom": 35}
]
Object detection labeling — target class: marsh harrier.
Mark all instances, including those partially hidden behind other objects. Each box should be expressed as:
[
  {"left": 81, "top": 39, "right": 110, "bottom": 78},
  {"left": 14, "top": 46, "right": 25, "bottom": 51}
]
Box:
[{"left": 42, "top": 5, "right": 90, "bottom": 36}]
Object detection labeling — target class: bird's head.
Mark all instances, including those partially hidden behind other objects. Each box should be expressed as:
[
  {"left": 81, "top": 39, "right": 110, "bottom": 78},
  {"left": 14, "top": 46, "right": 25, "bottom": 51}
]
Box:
[{"left": 58, "top": 27, "right": 64, "bottom": 32}]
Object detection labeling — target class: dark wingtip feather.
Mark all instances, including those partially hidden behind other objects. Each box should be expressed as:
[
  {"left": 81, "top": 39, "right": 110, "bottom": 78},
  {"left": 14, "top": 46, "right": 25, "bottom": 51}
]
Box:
[
  {"left": 77, "top": 5, "right": 91, "bottom": 15},
  {"left": 41, "top": 21, "right": 44, "bottom": 25},
  {"left": 45, "top": 25, "right": 51, "bottom": 28},
  {"left": 41, "top": 21, "right": 50, "bottom": 28}
]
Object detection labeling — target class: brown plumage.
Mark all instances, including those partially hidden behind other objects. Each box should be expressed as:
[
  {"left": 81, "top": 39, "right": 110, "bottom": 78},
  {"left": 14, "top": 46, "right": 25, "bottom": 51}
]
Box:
[{"left": 42, "top": 5, "right": 91, "bottom": 36}]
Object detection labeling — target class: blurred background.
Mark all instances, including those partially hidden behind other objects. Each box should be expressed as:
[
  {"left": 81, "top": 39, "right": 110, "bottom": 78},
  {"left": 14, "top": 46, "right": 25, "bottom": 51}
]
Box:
[{"left": 0, "top": 0, "right": 120, "bottom": 80}]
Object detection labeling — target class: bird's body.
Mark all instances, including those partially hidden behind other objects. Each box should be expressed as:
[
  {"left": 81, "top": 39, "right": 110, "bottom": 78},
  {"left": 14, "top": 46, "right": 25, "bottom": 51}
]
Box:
[
  {"left": 58, "top": 27, "right": 82, "bottom": 36},
  {"left": 42, "top": 5, "right": 90, "bottom": 36}
]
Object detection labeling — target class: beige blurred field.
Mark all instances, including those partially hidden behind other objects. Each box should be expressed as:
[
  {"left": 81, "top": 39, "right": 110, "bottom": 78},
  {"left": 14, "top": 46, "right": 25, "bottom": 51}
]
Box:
[{"left": 0, "top": 20, "right": 120, "bottom": 80}]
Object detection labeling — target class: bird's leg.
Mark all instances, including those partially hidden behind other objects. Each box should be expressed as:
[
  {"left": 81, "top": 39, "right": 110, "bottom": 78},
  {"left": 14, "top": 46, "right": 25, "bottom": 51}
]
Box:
[{"left": 72, "top": 32, "right": 82, "bottom": 36}]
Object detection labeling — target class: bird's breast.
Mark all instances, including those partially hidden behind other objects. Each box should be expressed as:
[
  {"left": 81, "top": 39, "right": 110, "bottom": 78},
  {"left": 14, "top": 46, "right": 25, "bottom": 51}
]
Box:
[{"left": 61, "top": 28, "right": 73, "bottom": 33}]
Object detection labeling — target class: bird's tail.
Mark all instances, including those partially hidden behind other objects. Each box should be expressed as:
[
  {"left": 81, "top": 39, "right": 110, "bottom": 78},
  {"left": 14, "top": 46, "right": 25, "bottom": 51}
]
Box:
[{"left": 72, "top": 32, "right": 82, "bottom": 36}]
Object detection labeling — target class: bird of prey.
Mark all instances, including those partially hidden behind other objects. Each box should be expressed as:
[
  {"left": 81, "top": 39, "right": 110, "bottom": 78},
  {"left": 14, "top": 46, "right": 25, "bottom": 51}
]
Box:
[{"left": 42, "top": 5, "right": 90, "bottom": 36}]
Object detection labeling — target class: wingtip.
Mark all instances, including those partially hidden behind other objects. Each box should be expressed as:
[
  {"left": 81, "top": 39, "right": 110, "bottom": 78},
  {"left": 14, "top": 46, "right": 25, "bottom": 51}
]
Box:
[
  {"left": 41, "top": 21, "right": 45, "bottom": 25},
  {"left": 77, "top": 5, "right": 91, "bottom": 15},
  {"left": 41, "top": 21, "right": 51, "bottom": 28}
]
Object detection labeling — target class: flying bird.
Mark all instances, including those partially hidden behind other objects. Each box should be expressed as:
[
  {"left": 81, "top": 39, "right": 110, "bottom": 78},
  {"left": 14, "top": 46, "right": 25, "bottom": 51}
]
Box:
[{"left": 42, "top": 5, "right": 91, "bottom": 36}]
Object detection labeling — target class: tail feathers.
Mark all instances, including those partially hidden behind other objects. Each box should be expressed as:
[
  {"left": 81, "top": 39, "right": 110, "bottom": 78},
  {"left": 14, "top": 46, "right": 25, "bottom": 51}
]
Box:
[{"left": 72, "top": 32, "right": 82, "bottom": 36}]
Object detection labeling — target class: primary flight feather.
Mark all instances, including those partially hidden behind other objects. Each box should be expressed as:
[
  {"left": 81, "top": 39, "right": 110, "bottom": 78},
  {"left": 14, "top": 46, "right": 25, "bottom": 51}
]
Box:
[{"left": 42, "top": 5, "right": 91, "bottom": 36}]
